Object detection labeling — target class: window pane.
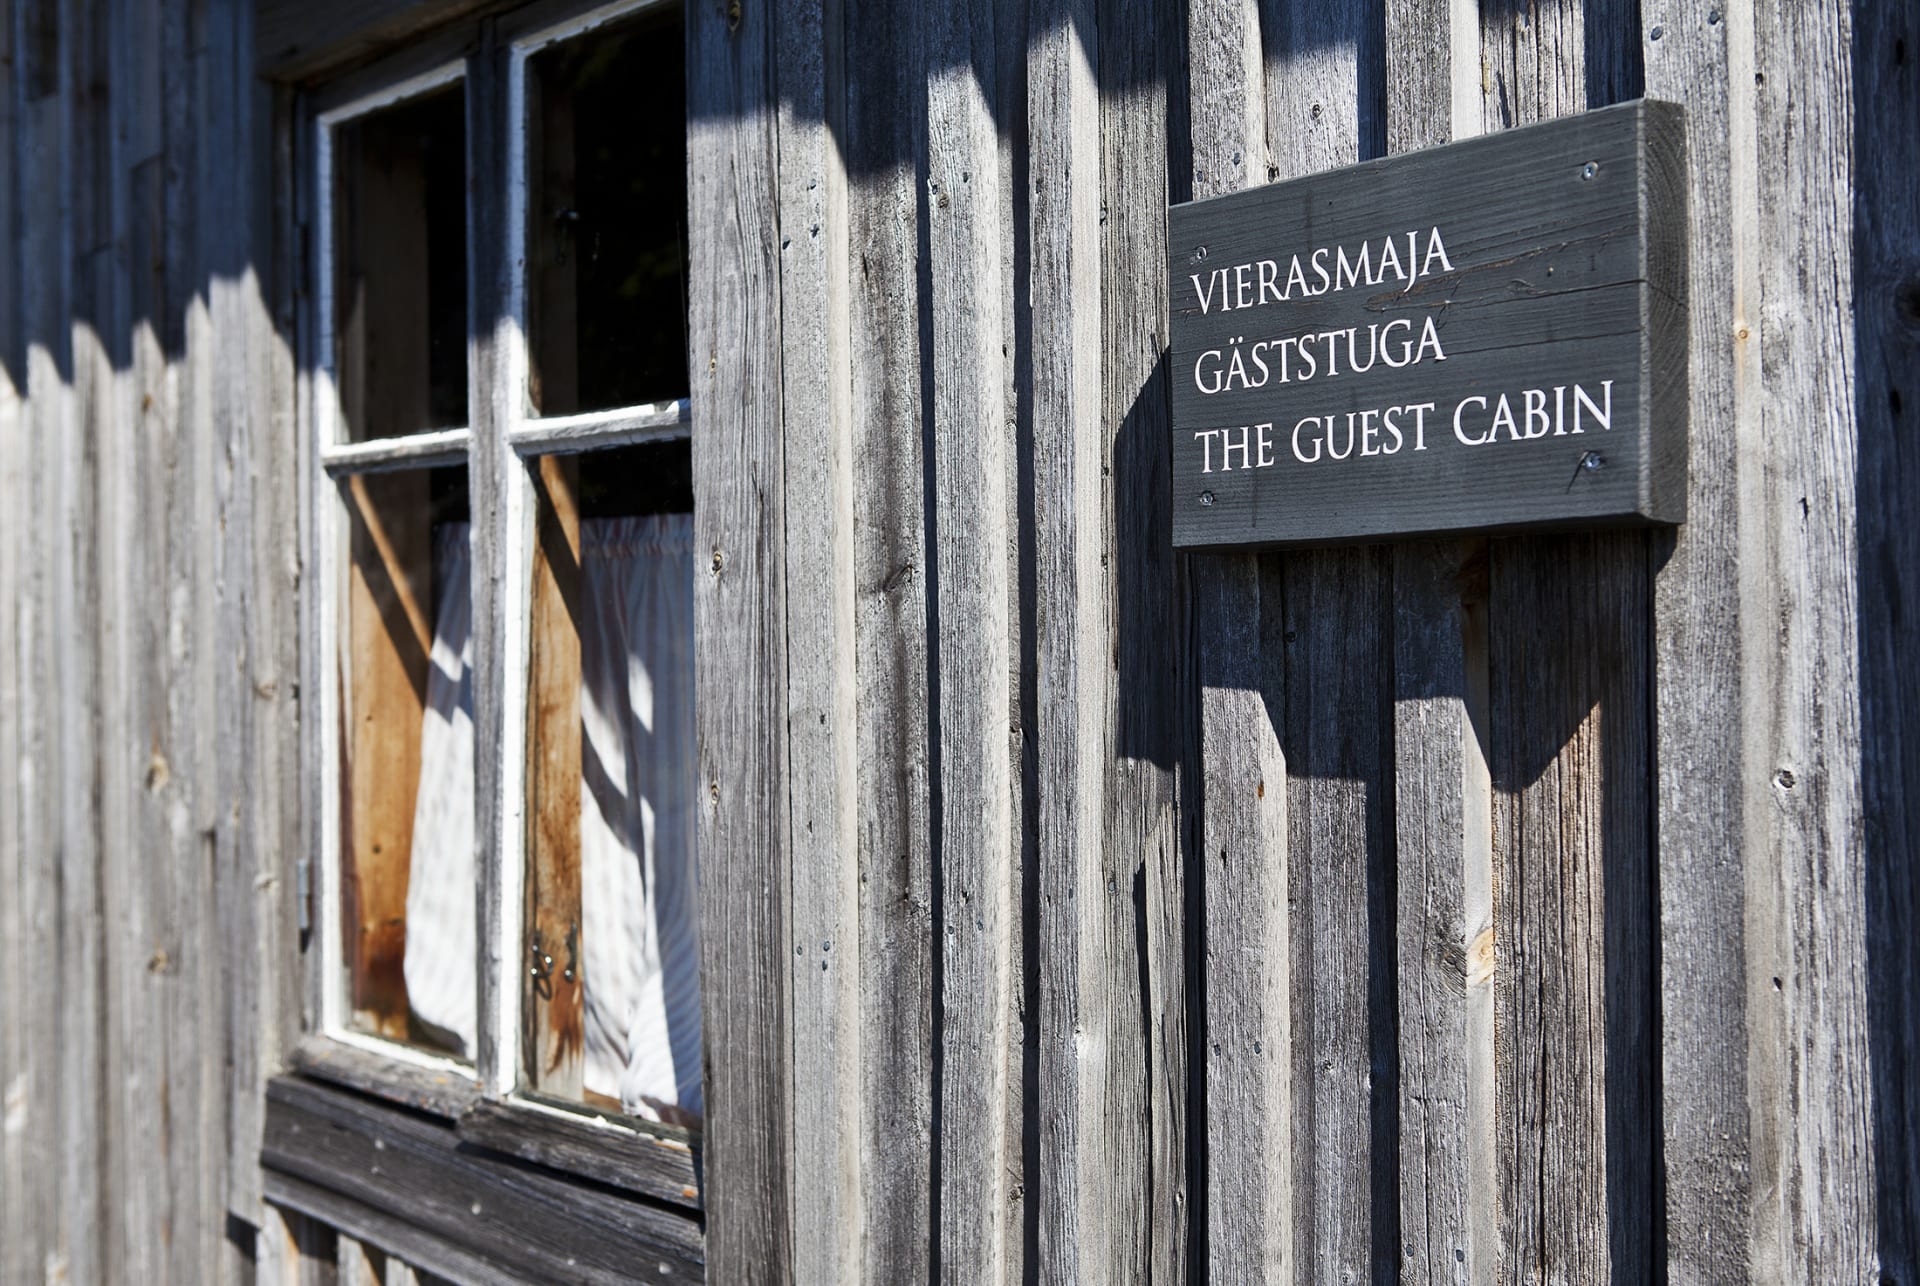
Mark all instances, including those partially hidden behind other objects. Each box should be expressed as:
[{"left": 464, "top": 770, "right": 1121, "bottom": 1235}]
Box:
[
  {"left": 334, "top": 84, "right": 469, "bottom": 440},
  {"left": 337, "top": 464, "right": 474, "bottom": 1058},
  {"left": 526, "top": 7, "right": 689, "bottom": 416},
  {"left": 524, "top": 441, "right": 699, "bottom": 1127}
]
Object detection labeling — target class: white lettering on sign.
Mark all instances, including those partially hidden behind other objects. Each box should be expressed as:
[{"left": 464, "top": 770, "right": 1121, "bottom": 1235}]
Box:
[
  {"left": 1192, "top": 317, "right": 1447, "bottom": 395},
  {"left": 1193, "top": 381, "right": 1615, "bottom": 475},
  {"left": 1189, "top": 226, "right": 1455, "bottom": 316}
]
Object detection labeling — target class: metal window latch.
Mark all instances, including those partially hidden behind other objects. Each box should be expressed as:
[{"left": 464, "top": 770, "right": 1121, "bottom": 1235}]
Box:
[
  {"left": 529, "top": 929, "right": 556, "bottom": 1002},
  {"left": 528, "top": 922, "right": 579, "bottom": 1000}
]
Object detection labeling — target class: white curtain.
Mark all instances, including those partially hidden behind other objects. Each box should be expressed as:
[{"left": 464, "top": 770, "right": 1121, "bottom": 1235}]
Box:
[
  {"left": 578, "top": 514, "right": 701, "bottom": 1121},
  {"left": 399, "top": 516, "right": 702, "bottom": 1125},
  {"left": 404, "top": 522, "right": 477, "bottom": 1056}
]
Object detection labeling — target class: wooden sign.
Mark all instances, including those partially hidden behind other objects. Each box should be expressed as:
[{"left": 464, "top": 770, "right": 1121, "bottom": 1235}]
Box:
[{"left": 1169, "top": 99, "right": 1687, "bottom": 550}]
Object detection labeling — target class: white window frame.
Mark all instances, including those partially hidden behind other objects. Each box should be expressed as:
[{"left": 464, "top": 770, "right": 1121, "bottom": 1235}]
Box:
[
  {"left": 298, "top": 0, "right": 697, "bottom": 1130},
  {"left": 494, "top": 0, "right": 692, "bottom": 1104},
  {"left": 305, "top": 54, "right": 479, "bottom": 1091}
]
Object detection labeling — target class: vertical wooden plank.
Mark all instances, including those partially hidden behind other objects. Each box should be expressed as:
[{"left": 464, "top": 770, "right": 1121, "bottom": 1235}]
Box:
[
  {"left": 0, "top": 0, "right": 26, "bottom": 1277},
  {"left": 772, "top": 0, "right": 861, "bottom": 1279},
  {"left": 1259, "top": 3, "right": 1392, "bottom": 1280},
  {"left": 923, "top": 0, "right": 1014, "bottom": 1276},
  {"left": 525, "top": 454, "right": 585, "bottom": 1095},
  {"left": 1184, "top": 2, "right": 1294, "bottom": 1280},
  {"left": 104, "top": 0, "right": 168, "bottom": 1275},
  {"left": 1643, "top": 0, "right": 1759, "bottom": 1277},
  {"left": 1382, "top": 3, "right": 1496, "bottom": 1282},
  {"left": 1854, "top": 0, "right": 1920, "bottom": 1277},
  {"left": 843, "top": 1, "right": 935, "bottom": 1277},
  {"left": 688, "top": 0, "right": 792, "bottom": 1277},
  {"left": 1097, "top": 0, "right": 1190, "bottom": 1279},
  {"left": 337, "top": 1232, "right": 388, "bottom": 1286},
  {"left": 1477, "top": 4, "right": 1658, "bottom": 1279},
  {"left": 1029, "top": 2, "right": 1148, "bottom": 1281},
  {"left": 1749, "top": 0, "right": 1875, "bottom": 1277},
  {"left": 1279, "top": 544, "right": 1393, "bottom": 1284},
  {"left": 51, "top": 0, "right": 106, "bottom": 1279}
]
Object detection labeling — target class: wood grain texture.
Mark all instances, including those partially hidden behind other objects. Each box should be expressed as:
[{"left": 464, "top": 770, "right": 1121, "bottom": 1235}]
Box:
[
  {"left": 1258, "top": 4, "right": 1396, "bottom": 1281},
  {"left": 525, "top": 453, "right": 586, "bottom": 1094},
  {"left": 1854, "top": 0, "right": 1920, "bottom": 1278},
  {"left": 1186, "top": 5, "right": 1295, "bottom": 1280},
  {"left": 263, "top": 1077, "right": 703, "bottom": 1284},
  {"left": 1749, "top": 0, "right": 1875, "bottom": 1277},
  {"left": 924, "top": 0, "right": 1016, "bottom": 1275},
  {"left": 1028, "top": 4, "right": 1138, "bottom": 1283},
  {"left": 1643, "top": 1, "right": 1760, "bottom": 1277},
  {"left": 842, "top": 2, "right": 936, "bottom": 1279},
  {"left": 1169, "top": 102, "right": 1688, "bottom": 550},
  {"left": 1097, "top": 0, "right": 1191, "bottom": 1278},
  {"left": 688, "top": 0, "right": 793, "bottom": 1278},
  {"left": 771, "top": 0, "right": 862, "bottom": 1278},
  {"left": 1382, "top": 6, "right": 1496, "bottom": 1281},
  {"left": 343, "top": 470, "right": 431, "bottom": 1041},
  {"left": 1478, "top": 5, "right": 1660, "bottom": 1280},
  {"left": 456, "top": 1098, "right": 701, "bottom": 1210}
]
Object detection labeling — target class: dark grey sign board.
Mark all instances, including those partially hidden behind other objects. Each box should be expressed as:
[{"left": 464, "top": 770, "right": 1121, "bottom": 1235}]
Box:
[{"left": 1169, "top": 99, "right": 1687, "bottom": 551}]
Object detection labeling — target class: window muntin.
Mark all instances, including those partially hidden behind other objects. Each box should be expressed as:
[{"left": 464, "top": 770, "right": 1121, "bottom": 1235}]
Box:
[
  {"left": 304, "top": 2, "right": 699, "bottom": 1135},
  {"left": 312, "top": 64, "right": 478, "bottom": 1080},
  {"left": 503, "top": 1, "right": 698, "bottom": 1127}
]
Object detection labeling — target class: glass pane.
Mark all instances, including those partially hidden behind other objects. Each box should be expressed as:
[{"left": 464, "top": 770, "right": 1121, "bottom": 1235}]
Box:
[
  {"left": 337, "top": 464, "right": 474, "bottom": 1058},
  {"left": 526, "top": 7, "right": 689, "bottom": 416},
  {"left": 333, "top": 84, "right": 469, "bottom": 440},
  {"left": 523, "top": 441, "right": 699, "bottom": 1127}
]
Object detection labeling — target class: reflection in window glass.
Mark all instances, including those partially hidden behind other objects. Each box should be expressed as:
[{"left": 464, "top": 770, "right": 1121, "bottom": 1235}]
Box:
[
  {"left": 333, "top": 84, "right": 469, "bottom": 440},
  {"left": 524, "top": 442, "right": 698, "bottom": 1126},
  {"left": 526, "top": 7, "right": 689, "bottom": 416},
  {"left": 338, "top": 465, "right": 474, "bottom": 1057}
]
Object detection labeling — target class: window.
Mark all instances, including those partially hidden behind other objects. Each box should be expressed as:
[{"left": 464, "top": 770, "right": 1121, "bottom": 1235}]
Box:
[{"left": 302, "top": 0, "right": 699, "bottom": 1148}]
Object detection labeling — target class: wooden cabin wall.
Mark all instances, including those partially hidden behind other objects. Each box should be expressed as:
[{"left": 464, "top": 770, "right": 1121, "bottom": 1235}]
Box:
[
  {"left": 698, "top": 0, "right": 1910, "bottom": 1282},
  {"left": 0, "top": 0, "right": 303, "bottom": 1281},
  {"left": 0, "top": 0, "right": 1906, "bottom": 1282}
]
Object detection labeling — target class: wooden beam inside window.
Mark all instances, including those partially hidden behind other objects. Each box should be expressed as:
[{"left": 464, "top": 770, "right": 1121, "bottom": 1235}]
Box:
[
  {"left": 342, "top": 470, "right": 433, "bottom": 1042},
  {"left": 525, "top": 453, "right": 585, "bottom": 1097}
]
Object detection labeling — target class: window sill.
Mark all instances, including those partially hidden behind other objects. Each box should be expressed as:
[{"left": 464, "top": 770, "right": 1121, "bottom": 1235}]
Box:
[{"left": 262, "top": 1073, "right": 704, "bottom": 1282}]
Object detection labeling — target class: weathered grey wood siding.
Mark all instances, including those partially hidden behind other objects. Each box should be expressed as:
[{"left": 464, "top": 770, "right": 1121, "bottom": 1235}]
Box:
[
  {"left": 0, "top": 0, "right": 303, "bottom": 1280},
  {"left": 1, "top": 0, "right": 1910, "bottom": 1282}
]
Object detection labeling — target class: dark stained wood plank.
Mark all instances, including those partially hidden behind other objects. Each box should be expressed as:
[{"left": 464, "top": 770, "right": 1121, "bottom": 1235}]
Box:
[
  {"left": 842, "top": 1, "right": 937, "bottom": 1277},
  {"left": 1168, "top": 102, "right": 1690, "bottom": 552},
  {"left": 1854, "top": 0, "right": 1920, "bottom": 1278},
  {"left": 688, "top": 0, "right": 793, "bottom": 1277},
  {"left": 771, "top": 0, "right": 861, "bottom": 1278}
]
